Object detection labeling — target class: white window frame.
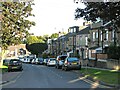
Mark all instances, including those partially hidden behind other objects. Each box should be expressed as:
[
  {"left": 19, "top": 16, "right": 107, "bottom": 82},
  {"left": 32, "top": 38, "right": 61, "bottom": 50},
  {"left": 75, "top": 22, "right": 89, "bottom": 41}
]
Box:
[
  {"left": 101, "top": 31, "right": 102, "bottom": 41},
  {"left": 96, "top": 32, "right": 98, "bottom": 39},
  {"left": 106, "top": 30, "right": 108, "bottom": 41},
  {"left": 85, "top": 36, "right": 88, "bottom": 46},
  {"left": 93, "top": 32, "right": 95, "bottom": 41}
]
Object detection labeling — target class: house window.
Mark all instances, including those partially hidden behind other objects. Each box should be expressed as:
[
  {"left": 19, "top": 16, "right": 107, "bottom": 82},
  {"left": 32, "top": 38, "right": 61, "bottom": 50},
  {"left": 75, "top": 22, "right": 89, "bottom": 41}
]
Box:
[
  {"left": 93, "top": 32, "right": 95, "bottom": 41},
  {"left": 79, "top": 36, "right": 82, "bottom": 45},
  {"left": 96, "top": 32, "right": 98, "bottom": 39},
  {"left": 101, "top": 31, "right": 102, "bottom": 41},
  {"left": 106, "top": 30, "right": 108, "bottom": 41},
  {"left": 85, "top": 37, "right": 88, "bottom": 46},
  {"left": 74, "top": 28, "right": 76, "bottom": 32}
]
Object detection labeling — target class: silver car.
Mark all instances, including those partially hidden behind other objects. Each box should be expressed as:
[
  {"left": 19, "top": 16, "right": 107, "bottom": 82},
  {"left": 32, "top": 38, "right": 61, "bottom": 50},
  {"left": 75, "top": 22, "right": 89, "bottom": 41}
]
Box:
[
  {"left": 62, "top": 57, "right": 81, "bottom": 71},
  {"left": 47, "top": 58, "right": 56, "bottom": 66},
  {"left": 55, "top": 55, "right": 67, "bottom": 69}
]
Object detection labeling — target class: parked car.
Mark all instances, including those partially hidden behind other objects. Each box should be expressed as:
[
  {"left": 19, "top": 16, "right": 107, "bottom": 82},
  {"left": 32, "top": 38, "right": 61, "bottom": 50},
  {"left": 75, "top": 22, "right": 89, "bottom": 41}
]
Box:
[
  {"left": 55, "top": 55, "right": 68, "bottom": 69},
  {"left": 47, "top": 58, "right": 56, "bottom": 66},
  {"left": 23, "top": 56, "right": 30, "bottom": 63},
  {"left": 8, "top": 59, "right": 23, "bottom": 72},
  {"left": 31, "top": 59, "right": 36, "bottom": 64},
  {"left": 43, "top": 58, "right": 49, "bottom": 65},
  {"left": 35, "top": 58, "right": 39, "bottom": 64},
  {"left": 38, "top": 58, "right": 44, "bottom": 65},
  {"left": 3, "top": 59, "right": 10, "bottom": 66},
  {"left": 62, "top": 57, "right": 81, "bottom": 71},
  {"left": 18, "top": 56, "right": 24, "bottom": 62}
]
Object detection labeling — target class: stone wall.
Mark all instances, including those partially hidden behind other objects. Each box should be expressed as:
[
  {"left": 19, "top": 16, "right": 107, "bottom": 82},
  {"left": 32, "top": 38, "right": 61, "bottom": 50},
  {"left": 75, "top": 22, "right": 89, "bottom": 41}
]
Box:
[
  {"left": 81, "top": 59, "right": 120, "bottom": 70},
  {"left": 107, "top": 59, "right": 120, "bottom": 70},
  {"left": 91, "top": 53, "right": 108, "bottom": 59}
]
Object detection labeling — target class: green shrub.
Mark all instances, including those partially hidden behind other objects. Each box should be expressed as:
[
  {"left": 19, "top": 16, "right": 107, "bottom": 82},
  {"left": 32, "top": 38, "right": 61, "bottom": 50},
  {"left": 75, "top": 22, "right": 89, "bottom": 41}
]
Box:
[{"left": 107, "top": 46, "right": 120, "bottom": 59}]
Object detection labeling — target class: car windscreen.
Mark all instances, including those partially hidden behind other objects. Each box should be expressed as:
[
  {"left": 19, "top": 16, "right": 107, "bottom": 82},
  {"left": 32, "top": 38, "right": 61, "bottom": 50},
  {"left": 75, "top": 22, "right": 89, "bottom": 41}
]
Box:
[
  {"left": 10, "top": 60, "right": 20, "bottom": 64},
  {"left": 50, "top": 59, "right": 56, "bottom": 61},
  {"left": 3, "top": 59, "right": 10, "bottom": 65},
  {"left": 39, "top": 58, "right": 43, "bottom": 61},
  {"left": 3, "top": 59, "right": 10, "bottom": 63},
  {"left": 59, "top": 56, "right": 67, "bottom": 60},
  {"left": 67, "top": 58, "right": 79, "bottom": 62}
]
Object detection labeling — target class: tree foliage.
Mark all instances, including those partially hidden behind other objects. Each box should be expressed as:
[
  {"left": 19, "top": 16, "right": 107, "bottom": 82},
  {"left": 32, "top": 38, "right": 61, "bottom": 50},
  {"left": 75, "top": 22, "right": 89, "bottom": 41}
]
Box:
[
  {"left": 50, "top": 33, "right": 59, "bottom": 39},
  {"left": 1, "top": 1, "right": 35, "bottom": 49},
  {"left": 75, "top": 2, "right": 120, "bottom": 28},
  {"left": 107, "top": 46, "right": 120, "bottom": 59},
  {"left": 42, "top": 34, "right": 49, "bottom": 43},
  {"left": 26, "top": 36, "right": 44, "bottom": 44},
  {"left": 26, "top": 43, "right": 48, "bottom": 56}
]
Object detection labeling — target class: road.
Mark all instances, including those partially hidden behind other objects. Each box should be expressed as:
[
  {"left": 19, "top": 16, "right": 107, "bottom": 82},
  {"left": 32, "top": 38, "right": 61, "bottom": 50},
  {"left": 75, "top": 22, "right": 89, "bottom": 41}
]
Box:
[{"left": 2, "top": 64, "right": 100, "bottom": 89}]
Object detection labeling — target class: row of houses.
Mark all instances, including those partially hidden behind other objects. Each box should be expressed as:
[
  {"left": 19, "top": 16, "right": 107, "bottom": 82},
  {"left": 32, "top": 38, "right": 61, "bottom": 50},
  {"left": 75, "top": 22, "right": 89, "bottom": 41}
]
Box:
[{"left": 47, "top": 21, "right": 120, "bottom": 61}]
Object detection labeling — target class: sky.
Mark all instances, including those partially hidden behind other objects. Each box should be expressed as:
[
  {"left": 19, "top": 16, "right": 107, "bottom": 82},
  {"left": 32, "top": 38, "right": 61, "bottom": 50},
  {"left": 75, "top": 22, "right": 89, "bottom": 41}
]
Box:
[{"left": 28, "top": 0, "right": 86, "bottom": 36}]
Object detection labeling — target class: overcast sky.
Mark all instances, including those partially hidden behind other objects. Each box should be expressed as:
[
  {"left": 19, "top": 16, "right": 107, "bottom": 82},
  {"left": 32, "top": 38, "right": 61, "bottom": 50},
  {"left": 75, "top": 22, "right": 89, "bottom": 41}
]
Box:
[{"left": 28, "top": 0, "right": 86, "bottom": 36}]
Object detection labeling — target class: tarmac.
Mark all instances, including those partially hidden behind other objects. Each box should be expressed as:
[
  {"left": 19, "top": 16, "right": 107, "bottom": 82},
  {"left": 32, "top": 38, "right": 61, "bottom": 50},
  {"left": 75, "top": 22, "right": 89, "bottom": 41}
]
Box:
[
  {"left": 0, "top": 66, "right": 120, "bottom": 89},
  {"left": 0, "top": 71, "right": 21, "bottom": 85}
]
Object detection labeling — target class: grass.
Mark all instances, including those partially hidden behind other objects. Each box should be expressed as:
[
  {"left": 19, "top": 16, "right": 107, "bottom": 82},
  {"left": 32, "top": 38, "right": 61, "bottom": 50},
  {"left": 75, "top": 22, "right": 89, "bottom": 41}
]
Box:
[
  {"left": 0, "top": 65, "right": 8, "bottom": 69},
  {"left": 80, "top": 68, "right": 120, "bottom": 85},
  {"left": 0, "top": 65, "right": 8, "bottom": 74}
]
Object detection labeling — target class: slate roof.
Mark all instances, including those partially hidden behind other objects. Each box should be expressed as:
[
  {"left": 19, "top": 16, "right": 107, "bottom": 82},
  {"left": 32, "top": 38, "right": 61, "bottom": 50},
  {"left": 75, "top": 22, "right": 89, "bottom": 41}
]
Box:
[{"left": 77, "top": 27, "right": 90, "bottom": 35}]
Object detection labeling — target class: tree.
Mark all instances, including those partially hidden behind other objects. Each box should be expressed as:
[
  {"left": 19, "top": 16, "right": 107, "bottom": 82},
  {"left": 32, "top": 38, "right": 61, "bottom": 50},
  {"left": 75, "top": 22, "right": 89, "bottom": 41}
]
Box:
[
  {"left": 42, "top": 34, "right": 49, "bottom": 43},
  {"left": 107, "top": 45, "right": 120, "bottom": 59},
  {"left": 1, "top": 1, "right": 35, "bottom": 49},
  {"left": 50, "top": 33, "right": 59, "bottom": 39},
  {"left": 26, "top": 43, "right": 48, "bottom": 56},
  {"left": 26, "top": 36, "right": 44, "bottom": 44},
  {"left": 75, "top": 2, "right": 120, "bottom": 28}
]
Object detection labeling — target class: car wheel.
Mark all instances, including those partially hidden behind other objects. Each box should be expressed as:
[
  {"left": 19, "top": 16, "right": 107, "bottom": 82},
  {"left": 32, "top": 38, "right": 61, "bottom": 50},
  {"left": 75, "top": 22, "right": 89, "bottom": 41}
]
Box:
[
  {"left": 20, "top": 68, "right": 23, "bottom": 71},
  {"left": 57, "top": 65, "right": 60, "bottom": 69},
  {"left": 64, "top": 67, "right": 68, "bottom": 71},
  {"left": 8, "top": 69, "right": 11, "bottom": 72},
  {"left": 62, "top": 66, "right": 64, "bottom": 70},
  {"left": 78, "top": 65, "right": 81, "bottom": 70},
  {"left": 55, "top": 65, "right": 57, "bottom": 68}
]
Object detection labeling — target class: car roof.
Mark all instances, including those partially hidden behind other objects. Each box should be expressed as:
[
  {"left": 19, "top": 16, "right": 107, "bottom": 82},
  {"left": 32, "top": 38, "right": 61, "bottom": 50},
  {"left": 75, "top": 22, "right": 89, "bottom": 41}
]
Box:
[
  {"left": 58, "top": 55, "right": 67, "bottom": 57},
  {"left": 10, "top": 59, "right": 20, "bottom": 61},
  {"left": 3, "top": 59, "right": 11, "bottom": 61},
  {"left": 59, "top": 55, "right": 67, "bottom": 56},
  {"left": 67, "top": 57, "right": 78, "bottom": 59},
  {"left": 50, "top": 58, "right": 56, "bottom": 59}
]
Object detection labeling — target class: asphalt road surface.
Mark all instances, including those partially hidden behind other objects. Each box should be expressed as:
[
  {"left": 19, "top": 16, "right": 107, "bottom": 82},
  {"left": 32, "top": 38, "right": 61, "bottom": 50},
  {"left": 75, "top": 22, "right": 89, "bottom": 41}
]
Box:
[{"left": 2, "top": 64, "right": 100, "bottom": 89}]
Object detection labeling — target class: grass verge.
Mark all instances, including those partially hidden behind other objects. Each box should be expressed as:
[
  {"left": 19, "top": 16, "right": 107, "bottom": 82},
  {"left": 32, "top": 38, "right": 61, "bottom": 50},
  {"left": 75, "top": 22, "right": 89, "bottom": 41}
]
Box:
[
  {"left": 0, "top": 65, "right": 8, "bottom": 74},
  {"left": 80, "top": 68, "right": 120, "bottom": 85}
]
